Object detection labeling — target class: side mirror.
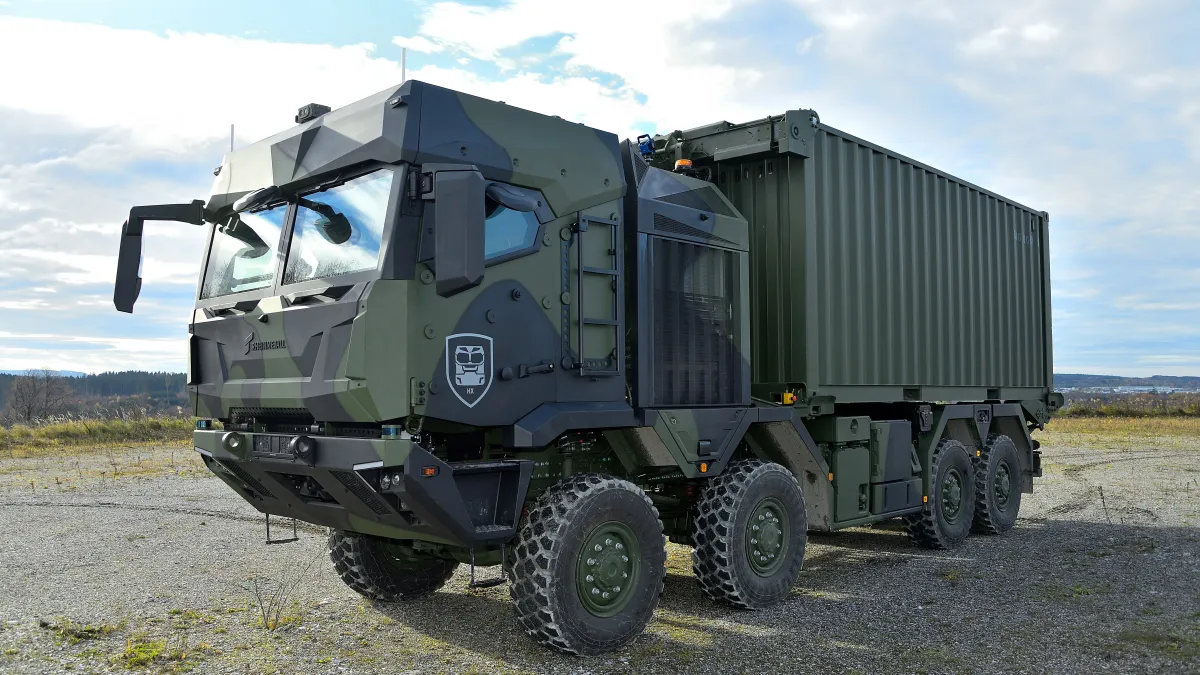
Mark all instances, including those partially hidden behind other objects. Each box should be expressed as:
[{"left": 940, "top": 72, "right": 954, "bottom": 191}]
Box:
[
  {"left": 114, "top": 200, "right": 206, "bottom": 313},
  {"left": 433, "top": 170, "right": 486, "bottom": 297}
]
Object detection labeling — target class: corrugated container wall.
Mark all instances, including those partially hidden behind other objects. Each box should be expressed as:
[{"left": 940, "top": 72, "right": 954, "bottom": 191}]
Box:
[{"left": 710, "top": 122, "right": 1052, "bottom": 403}]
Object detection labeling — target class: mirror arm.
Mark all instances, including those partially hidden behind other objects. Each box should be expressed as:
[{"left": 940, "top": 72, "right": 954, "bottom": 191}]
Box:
[{"left": 114, "top": 200, "right": 208, "bottom": 313}]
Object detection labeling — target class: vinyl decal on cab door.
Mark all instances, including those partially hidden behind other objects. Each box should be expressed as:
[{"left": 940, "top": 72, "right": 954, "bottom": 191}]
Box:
[{"left": 445, "top": 333, "right": 494, "bottom": 408}]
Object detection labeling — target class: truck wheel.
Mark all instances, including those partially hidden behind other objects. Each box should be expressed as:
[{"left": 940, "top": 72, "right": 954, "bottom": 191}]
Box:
[
  {"left": 507, "top": 473, "right": 666, "bottom": 655},
  {"left": 904, "top": 439, "right": 976, "bottom": 549},
  {"left": 972, "top": 435, "right": 1022, "bottom": 534},
  {"left": 692, "top": 460, "right": 807, "bottom": 609},
  {"left": 328, "top": 530, "right": 458, "bottom": 601}
]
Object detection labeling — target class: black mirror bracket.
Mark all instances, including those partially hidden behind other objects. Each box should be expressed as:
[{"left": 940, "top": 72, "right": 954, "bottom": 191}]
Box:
[{"left": 114, "top": 199, "right": 208, "bottom": 313}]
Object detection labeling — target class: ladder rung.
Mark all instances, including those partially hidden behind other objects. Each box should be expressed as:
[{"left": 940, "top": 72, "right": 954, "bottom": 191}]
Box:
[
  {"left": 583, "top": 318, "right": 618, "bottom": 326},
  {"left": 582, "top": 266, "right": 619, "bottom": 276}
]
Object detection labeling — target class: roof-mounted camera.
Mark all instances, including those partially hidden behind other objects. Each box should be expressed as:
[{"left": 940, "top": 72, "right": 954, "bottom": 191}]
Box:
[{"left": 295, "top": 103, "right": 331, "bottom": 124}]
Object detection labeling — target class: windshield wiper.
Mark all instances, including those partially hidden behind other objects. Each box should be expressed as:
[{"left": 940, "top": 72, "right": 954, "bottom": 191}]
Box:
[
  {"left": 221, "top": 217, "right": 271, "bottom": 256},
  {"left": 297, "top": 198, "right": 353, "bottom": 244}
]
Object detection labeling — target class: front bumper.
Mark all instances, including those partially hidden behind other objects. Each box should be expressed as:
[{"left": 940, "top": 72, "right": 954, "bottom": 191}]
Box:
[{"left": 194, "top": 430, "right": 532, "bottom": 547}]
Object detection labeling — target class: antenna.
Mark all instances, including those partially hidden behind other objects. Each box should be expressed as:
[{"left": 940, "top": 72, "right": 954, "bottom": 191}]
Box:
[
  {"left": 402, "top": 47, "right": 407, "bottom": 81},
  {"left": 230, "top": 124, "right": 234, "bottom": 152}
]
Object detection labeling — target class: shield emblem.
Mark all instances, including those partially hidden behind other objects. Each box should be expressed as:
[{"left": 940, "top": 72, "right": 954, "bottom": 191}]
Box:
[{"left": 445, "top": 333, "right": 494, "bottom": 408}]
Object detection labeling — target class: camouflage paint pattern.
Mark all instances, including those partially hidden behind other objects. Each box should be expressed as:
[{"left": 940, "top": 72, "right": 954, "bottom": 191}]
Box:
[{"left": 126, "top": 79, "right": 1058, "bottom": 547}]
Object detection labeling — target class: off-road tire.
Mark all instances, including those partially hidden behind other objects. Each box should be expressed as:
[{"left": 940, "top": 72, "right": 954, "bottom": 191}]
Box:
[
  {"left": 904, "top": 439, "right": 976, "bottom": 549},
  {"left": 328, "top": 530, "right": 458, "bottom": 601},
  {"left": 972, "top": 435, "right": 1022, "bottom": 534},
  {"left": 506, "top": 473, "right": 666, "bottom": 655},
  {"left": 692, "top": 460, "right": 807, "bottom": 609}
]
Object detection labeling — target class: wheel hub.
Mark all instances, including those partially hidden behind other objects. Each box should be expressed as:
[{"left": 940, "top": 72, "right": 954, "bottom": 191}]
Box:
[
  {"left": 577, "top": 522, "right": 638, "bottom": 617},
  {"left": 745, "top": 498, "right": 789, "bottom": 576},
  {"left": 942, "top": 468, "right": 964, "bottom": 522},
  {"left": 995, "top": 460, "right": 1012, "bottom": 507}
]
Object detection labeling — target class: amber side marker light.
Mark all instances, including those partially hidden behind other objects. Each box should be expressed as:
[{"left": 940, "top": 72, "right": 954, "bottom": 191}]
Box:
[
  {"left": 923, "top": 495, "right": 929, "bottom": 503},
  {"left": 698, "top": 462, "right": 709, "bottom": 473},
  {"left": 422, "top": 466, "right": 439, "bottom": 477},
  {"left": 827, "top": 472, "right": 834, "bottom": 482}
]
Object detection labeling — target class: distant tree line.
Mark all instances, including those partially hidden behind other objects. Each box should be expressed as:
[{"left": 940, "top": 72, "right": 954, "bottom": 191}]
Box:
[{"left": 0, "top": 371, "right": 187, "bottom": 424}]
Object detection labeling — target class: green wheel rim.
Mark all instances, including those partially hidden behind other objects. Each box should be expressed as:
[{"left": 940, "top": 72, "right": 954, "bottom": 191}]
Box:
[
  {"left": 941, "top": 467, "right": 965, "bottom": 523},
  {"left": 745, "top": 497, "right": 789, "bottom": 576},
  {"left": 994, "top": 460, "right": 1013, "bottom": 508},
  {"left": 576, "top": 521, "right": 639, "bottom": 618}
]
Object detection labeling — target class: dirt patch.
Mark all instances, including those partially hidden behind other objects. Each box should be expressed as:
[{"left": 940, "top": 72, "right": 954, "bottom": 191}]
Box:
[{"left": 1, "top": 428, "right": 1197, "bottom": 674}]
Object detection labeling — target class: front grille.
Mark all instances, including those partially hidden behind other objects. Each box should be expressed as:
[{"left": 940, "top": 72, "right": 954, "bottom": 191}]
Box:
[
  {"left": 651, "top": 237, "right": 741, "bottom": 406},
  {"left": 230, "top": 407, "right": 314, "bottom": 426},
  {"left": 330, "top": 470, "right": 391, "bottom": 516},
  {"left": 217, "top": 459, "right": 276, "bottom": 499}
]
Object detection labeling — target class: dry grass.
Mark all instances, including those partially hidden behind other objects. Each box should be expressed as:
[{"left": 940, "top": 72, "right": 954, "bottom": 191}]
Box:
[
  {"left": 1039, "top": 416, "right": 1200, "bottom": 452},
  {"left": 0, "top": 418, "right": 193, "bottom": 457}
]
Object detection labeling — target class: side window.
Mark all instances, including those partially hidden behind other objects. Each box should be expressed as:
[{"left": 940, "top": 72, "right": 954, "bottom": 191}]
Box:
[{"left": 484, "top": 201, "right": 539, "bottom": 261}]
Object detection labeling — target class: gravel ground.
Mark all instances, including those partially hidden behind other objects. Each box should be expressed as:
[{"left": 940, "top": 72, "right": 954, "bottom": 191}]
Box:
[{"left": 0, "top": 428, "right": 1197, "bottom": 674}]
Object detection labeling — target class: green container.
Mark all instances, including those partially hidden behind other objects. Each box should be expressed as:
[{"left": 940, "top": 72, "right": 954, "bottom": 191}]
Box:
[{"left": 662, "top": 113, "right": 1054, "bottom": 405}]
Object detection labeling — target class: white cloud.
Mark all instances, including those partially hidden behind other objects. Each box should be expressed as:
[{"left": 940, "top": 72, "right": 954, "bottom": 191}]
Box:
[
  {"left": 391, "top": 35, "right": 444, "bottom": 54},
  {"left": 0, "top": 17, "right": 409, "bottom": 151},
  {"left": 0, "top": 4, "right": 1196, "bottom": 376}
]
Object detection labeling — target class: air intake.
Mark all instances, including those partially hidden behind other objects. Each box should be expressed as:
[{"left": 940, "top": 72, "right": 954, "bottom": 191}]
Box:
[{"left": 650, "top": 238, "right": 741, "bottom": 406}]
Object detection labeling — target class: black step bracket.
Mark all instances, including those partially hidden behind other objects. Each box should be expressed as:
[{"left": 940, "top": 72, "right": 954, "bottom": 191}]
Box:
[
  {"left": 467, "top": 545, "right": 507, "bottom": 589},
  {"left": 265, "top": 513, "right": 299, "bottom": 545}
]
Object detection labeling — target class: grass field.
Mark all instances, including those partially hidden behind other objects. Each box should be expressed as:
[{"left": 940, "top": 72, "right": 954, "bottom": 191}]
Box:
[
  {"left": 0, "top": 418, "right": 193, "bottom": 457},
  {"left": 1, "top": 414, "right": 1196, "bottom": 458}
]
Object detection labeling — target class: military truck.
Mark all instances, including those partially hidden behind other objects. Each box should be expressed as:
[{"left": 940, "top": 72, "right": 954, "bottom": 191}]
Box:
[{"left": 113, "top": 80, "right": 1061, "bottom": 655}]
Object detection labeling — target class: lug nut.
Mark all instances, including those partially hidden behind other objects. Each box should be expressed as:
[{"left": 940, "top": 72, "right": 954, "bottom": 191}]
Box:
[
  {"left": 622, "top": 572, "right": 628, "bottom": 579},
  {"left": 615, "top": 543, "right": 624, "bottom": 550},
  {"left": 592, "top": 588, "right": 600, "bottom": 595},
  {"left": 605, "top": 538, "right": 612, "bottom": 546},
  {"left": 613, "top": 586, "right": 621, "bottom": 593},
  {"left": 586, "top": 574, "right": 594, "bottom": 582},
  {"left": 595, "top": 544, "right": 602, "bottom": 552},
  {"left": 622, "top": 555, "right": 629, "bottom": 562},
  {"left": 602, "top": 592, "right": 610, "bottom": 599},
  {"left": 751, "top": 538, "right": 758, "bottom": 545},
  {"left": 587, "top": 558, "right": 596, "bottom": 566},
  {"left": 752, "top": 524, "right": 759, "bottom": 531}
]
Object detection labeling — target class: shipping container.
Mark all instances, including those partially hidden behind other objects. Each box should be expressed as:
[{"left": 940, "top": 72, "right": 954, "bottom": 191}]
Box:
[{"left": 654, "top": 112, "right": 1053, "bottom": 405}]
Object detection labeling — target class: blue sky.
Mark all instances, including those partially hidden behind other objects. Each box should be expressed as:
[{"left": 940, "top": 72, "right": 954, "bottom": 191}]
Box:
[{"left": 0, "top": 0, "right": 1197, "bottom": 375}]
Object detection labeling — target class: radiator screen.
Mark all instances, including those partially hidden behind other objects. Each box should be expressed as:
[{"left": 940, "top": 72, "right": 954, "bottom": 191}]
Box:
[{"left": 651, "top": 238, "right": 741, "bottom": 405}]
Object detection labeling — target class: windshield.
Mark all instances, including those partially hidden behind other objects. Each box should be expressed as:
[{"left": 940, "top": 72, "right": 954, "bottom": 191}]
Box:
[
  {"left": 201, "top": 204, "right": 287, "bottom": 298},
  {"left": 283, "top": 169, "right": 393, "bottom": 285}
]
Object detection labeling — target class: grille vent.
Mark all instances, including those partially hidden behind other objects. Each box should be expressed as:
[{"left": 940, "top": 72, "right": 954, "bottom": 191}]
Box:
[
  {"left": 217, "top": 460, "right": 276, "bottom": 499},
  {"left": 230, "top": 407, "right": 314, "bottom": 425},
  {"left": 651, "top": 238, "right": 741, "bottom": 405},
  {"left": 330, "top": 470, "right": 391, "bottom": 515},
  {"left": 653, "top": 213, "right": 737, "bottom": 246}
]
